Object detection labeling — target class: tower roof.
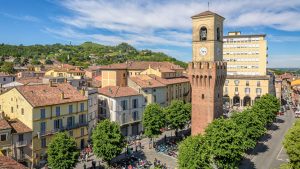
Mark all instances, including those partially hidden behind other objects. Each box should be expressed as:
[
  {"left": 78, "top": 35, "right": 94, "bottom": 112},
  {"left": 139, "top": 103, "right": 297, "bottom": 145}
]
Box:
[{"left": 191, "top": 10, "right": 224, "bottom": 19}]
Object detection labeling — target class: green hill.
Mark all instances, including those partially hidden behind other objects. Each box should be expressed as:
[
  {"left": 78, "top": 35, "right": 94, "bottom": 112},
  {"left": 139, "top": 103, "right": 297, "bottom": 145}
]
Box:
[{"left": 0, "top": 42, "right": 187, "bottom": 68}]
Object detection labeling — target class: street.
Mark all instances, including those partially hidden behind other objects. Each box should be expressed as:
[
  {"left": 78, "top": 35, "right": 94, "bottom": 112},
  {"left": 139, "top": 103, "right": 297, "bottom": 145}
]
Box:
[{"left": 239, "top": 109, "right": 296, "bottom": 169}]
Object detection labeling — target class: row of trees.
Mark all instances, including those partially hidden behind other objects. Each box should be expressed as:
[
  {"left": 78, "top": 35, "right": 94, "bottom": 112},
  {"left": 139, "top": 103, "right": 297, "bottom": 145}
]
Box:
[
  {"left": 142, "top": 100, "right": 191, "bottom": 141},
  {"left": 178, "top": 94, "right": 280, "bottom": 168},
  {"left": 282, "top": 119, "right": 300, "bottom": 168}
]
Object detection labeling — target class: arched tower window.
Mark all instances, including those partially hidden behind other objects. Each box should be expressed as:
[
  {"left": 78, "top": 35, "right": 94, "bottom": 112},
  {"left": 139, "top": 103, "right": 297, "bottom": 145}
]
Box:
[
  {"left": 217, "top": 27, "right": 220, "bottom": 41},
  {"left": 200, "top": 27, "right": 207, "bottom": 41}
]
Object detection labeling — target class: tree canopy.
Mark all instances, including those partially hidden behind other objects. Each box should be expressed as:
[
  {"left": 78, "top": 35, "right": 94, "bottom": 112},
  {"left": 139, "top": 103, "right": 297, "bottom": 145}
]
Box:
[
  {"left": 0, "top": 62, "right": 15, "bottom": 74},
  {"left": 47, "top": 132, "right": 79, "bottom": 169},
  {"left": 92, "top": 119, "right": 125, "bottom": 164},
  {"left": 178, "top": 94, "right": 280, "bottom": 168},
  {"left": 164, "top": 100, "right": 191, "bottom": 131},
  {"left": 283, "top": 119, "right": 300, "bottom": 168},
  {"left": 178, "top": 135, "right": 212, "bottom": 169},
  {"left": 142, "top": 103, "right": 165, "bottom": 138}
]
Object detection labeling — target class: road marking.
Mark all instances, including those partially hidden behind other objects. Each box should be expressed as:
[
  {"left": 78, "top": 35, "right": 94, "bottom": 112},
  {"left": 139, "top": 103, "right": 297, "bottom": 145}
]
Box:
[{"left": 276, "top": 146, "right": 287, "bottom": 162}]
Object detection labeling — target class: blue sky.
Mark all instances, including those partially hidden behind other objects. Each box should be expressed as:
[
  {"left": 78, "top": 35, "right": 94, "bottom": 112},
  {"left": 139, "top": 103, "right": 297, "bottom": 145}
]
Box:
[{"left": 1, "top": 0, "right": 300, "bottom": 68}]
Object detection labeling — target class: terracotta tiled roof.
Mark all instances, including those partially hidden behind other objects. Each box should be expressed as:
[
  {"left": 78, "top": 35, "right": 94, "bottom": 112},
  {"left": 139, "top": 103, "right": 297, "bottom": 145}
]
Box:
[
  {"left": 0, "top": 119, "right": 11, "bottom": 130},
  {"left": 148, "top": 75, "right": 190, "bottom": 85},
  {"left": 16, "top": 77, "right": 43, "bottom": 85},
  {"left": 0, "top": 72, "right": 14, "bottom": 77},
  {"left": 129, "top": 75, "right": 166, "bottom": 88},
  {"left": 192, "top": 10, "right": 224, "bottom": 19},
  {"left": 16, "top": 83, "right": 87, "bottom": 107},
  {"left": 98, "top": 86, "right": 141, "bottom": 98},
  {"left": 0, "top": 156, "right": 28, "bottom": 169},
  {"left": 86, "top": 66, "right": 102, "bottom": 71},
  {"left": 9, "top": 119, "right": 32, "bottom": 133},
  {"left": 94, "top": 75, "right": 102, "bottom": 81},
  {"left": 99, "top": 61, "right": 184, "bottom": 71}
]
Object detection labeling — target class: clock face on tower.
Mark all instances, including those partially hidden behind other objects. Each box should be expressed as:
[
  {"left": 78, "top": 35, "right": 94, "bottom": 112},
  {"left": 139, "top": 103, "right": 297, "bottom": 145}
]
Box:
[{"left": 199, "top": 47, "right": 207, "bottom": 56}]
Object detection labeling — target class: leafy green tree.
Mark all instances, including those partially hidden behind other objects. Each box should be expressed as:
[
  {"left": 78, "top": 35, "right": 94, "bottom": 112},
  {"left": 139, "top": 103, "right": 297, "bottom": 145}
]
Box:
[
  {"left": 13, "top": 57, "right": 21, "bottom": 65},
  {"left": 47, "top": 132, "right": 79, "bottom": 169},
  {"left": 231, "top": 109, "right": 266, "bottom": 150},
  {"left": 283, "top": 119, "right": 300, "bottom": 168},
  {"left": 252, "top": 94, "right": 280, "bottom": 125},
  {"left": 31, "top": 59, "right": 41, "bottom": 65},
  {"left": 142, "top": 103, "right": 165, "bottom": 138},
  {"left": 164, "top": 100, "right": 191, "bottom": 134},
  {"left": 205, "top": 118, "right": 247, "bottom": 169},
  {"left": 92, "top": 119, "right": 125, "bottom": 164},
  {"left": 0, "top": 62, "right": 15, "bottom": 74},
  {"left": 178, "top": 135, "right": 212, "bottom": 169}
]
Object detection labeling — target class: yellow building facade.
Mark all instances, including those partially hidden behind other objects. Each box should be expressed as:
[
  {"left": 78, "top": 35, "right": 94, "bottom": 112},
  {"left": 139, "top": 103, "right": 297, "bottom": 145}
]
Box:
[
  {"left": 222, "top": 32, "right": 270, "bottom": 108},
  {"left": 0, "top": 83, "right": 88, "bottom": 167}
]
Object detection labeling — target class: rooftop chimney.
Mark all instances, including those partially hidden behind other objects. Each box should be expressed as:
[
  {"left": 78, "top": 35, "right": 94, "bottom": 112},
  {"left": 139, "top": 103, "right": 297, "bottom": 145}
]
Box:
[
  {"left": 61, "top": 92, "right": 64, "bottom": 99},
  {"left": 49, "top": 80, "right": 53, "bottom": 87}
]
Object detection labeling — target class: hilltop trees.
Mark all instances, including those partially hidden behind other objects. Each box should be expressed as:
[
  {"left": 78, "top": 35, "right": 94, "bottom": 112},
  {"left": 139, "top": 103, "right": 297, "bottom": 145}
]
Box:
[
  {"left": 0, "top": 62, "right": 15, "bottom": 74},
  {"left": 92, "top": 119, "right": 125, "bottom": 165},
  {"left": 47, "top": 132, "right": 79, "bottom": 169}
]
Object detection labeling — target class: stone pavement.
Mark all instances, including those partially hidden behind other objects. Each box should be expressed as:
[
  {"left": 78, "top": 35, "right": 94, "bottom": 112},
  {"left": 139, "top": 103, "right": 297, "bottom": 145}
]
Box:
[{"left": 75, "top": 129, "right": 184, "bottom": 169}]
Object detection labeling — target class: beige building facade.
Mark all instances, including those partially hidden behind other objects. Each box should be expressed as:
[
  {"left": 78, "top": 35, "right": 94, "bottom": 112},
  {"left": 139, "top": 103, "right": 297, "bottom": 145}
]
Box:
[{"left": 223, "top": 32, "right": 270, "bottom": 108}]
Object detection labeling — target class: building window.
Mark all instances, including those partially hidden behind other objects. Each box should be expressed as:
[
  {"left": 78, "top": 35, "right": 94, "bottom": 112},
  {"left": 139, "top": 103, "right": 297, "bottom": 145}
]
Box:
[
  {"left": 246, "top": 81, "right": 249, "bottom": 86},
  {"left": 41, "top": 138, "right": 46, "bottom": 148},
  {"left": 224, "top": 87, "right": 228, "bottom": 93},
  {"left": 235, "top": 87, "right": 238, "bottom": 92},
  {"left": 69, "top": 130, "right": 73, "bottom": 137},
  {"left": 68, "top": 105, "right": 73, "bottom": 114},
  {"left": 0, "top": 134, "right": 7, "bottom": 141},
  {"left": 121, "top": 100, "right": 128, "bottom": 110},
  {"left": 257, "top": 81, "right": 261, "bottom": 87},
  {"left": 81, "top": 128, "right": 84, "bottom": 137},
  {"left": 234, "top": 80, "right": 239, "bottom": 86},
  {"left": 202, "top": 94, "right": 204, "bottom": 99},
  {"left": 80, "top": 103, "right": 84, "bottom": 112},
  {"left": 122, "top": 114, "right": 126, "bottom": 124},
  {"left": 21, "top": 108, "right": 24, "bottom": 115},
  {"left": 245, "top": 88, "right": 250, "bottom": 94},
  {"left": 40, "top": 109, "right": 46, "bottom": 119},
  {"left": 132, "top": 99, "right": 138, "bottom": 109},
  {"left": 225, "top": 80, "right": 229, "bottom": 86},
  {"left": 200, "top": 27, "right": 207, "bottom": 41},
  {"left": 89, "top": 98, "right": 92, "bottom": 106},
  {"left": 79, "top": 114, "right": 86, "bottom": 124},
  {"left": 144, "top": 97, "right": 148, "bottom": 103},
  {"left": 67, "top": 116, "right": 75, "bottom": 128},
  {"left": 217, "top": 27, "right": 220, "bottom": 40},
  {"left": 132, "top": 111, "right": 138, "bottom": 121},
  {"left": 54, "top": 119, "right": 62, "bottom": 130},
  {"left": 55, "top": 106, "right": 60, "bottom": 116},
  {"left": 11, "top": 107, "right": 13, "bottom": 113},
  {"left": 153, "top": 89, "right": 156, "bottom": 92},
  {"left": 153, "top": 95, "right": 157, "bottom": 103},
  {"left": 256, "top": 88, "right": 262, "bottom": 95},
  {"left": 40, "top": 122, "right": 46, "bottom": 135}
]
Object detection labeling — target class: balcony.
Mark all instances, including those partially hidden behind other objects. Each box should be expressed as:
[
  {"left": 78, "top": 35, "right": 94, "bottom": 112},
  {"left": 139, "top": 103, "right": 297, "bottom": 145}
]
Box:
[
  {"left": 37, "top": 122, "right": 88, "bottom": 138},
  {"left": 15, "top": 140, "right": 28, "bottom": 147}
]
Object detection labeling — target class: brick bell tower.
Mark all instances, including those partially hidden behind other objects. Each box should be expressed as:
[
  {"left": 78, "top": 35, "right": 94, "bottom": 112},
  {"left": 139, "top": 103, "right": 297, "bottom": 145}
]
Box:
[{"left": 188, "top": 11, "right": 227, "bottom": 135}]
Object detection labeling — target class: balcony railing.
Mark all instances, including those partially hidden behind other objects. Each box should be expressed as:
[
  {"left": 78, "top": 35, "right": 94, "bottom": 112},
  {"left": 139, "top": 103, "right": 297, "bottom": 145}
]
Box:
[
  {"left": 119, "top": 116, "right": 142, "bottom": 125},
  {"left": 15, "top": 140, "right": 27, "bottom": 147},
  {"left": 38, "top": 122, "right": 88, "bottom": 138}
]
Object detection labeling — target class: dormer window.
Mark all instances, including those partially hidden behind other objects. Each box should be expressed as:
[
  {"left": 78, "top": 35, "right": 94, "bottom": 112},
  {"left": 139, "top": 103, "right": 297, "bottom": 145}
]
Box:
[{"left": 200, "top": 27, "right": 207, "bottom": 41}]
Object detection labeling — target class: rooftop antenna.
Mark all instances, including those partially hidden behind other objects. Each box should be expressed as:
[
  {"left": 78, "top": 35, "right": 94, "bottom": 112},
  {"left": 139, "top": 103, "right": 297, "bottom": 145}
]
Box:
[{"left": 208, "top": 1, "right": 210, "bottom": 11}]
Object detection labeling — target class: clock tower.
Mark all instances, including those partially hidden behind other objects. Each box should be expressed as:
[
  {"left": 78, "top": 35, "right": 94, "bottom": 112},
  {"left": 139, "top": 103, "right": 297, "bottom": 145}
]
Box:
[{"left": 188, "top": 11, "right": 227, "bottom": 135}]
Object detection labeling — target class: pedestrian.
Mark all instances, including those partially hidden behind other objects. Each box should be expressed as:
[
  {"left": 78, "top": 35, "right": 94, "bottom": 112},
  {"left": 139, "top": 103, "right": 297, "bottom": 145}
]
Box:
[
  {"left": 92, "top": 160, "right": 96, "bottom": 169},
  {"left": 85, "top": 153, "right": 88, "bottom": 162},
  {"left": 83, "top": 163, "right": 87, "bottom": 169}
]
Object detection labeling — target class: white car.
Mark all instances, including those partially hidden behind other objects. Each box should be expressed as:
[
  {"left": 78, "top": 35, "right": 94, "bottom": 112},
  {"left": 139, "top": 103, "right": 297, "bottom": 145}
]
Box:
[{"left": 295, "top": 111, "right": 300, "bottom": 118}]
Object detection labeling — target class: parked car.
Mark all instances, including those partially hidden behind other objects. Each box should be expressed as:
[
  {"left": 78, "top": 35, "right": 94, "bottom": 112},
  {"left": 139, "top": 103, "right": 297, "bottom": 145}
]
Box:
[{"left": 295, "top": 111, "right": 300, "bottom": 118}]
